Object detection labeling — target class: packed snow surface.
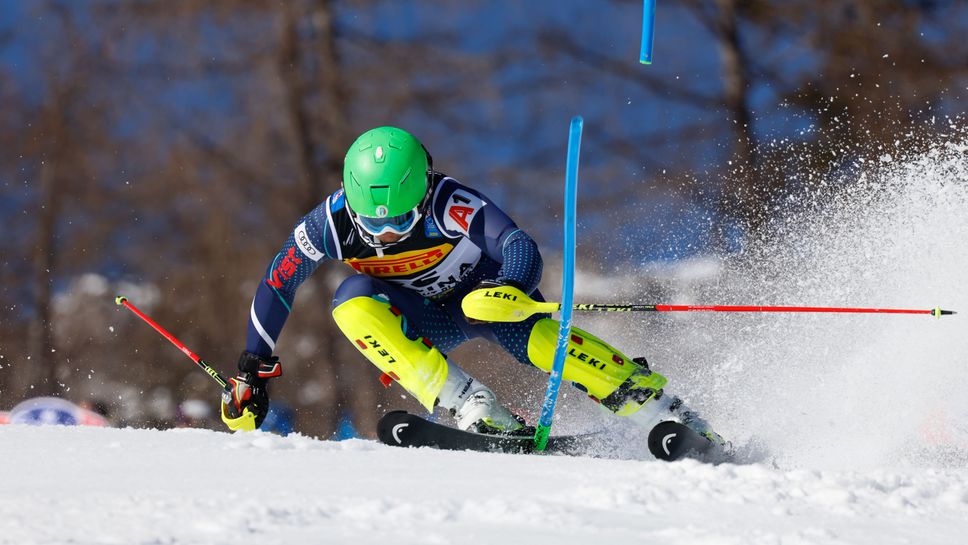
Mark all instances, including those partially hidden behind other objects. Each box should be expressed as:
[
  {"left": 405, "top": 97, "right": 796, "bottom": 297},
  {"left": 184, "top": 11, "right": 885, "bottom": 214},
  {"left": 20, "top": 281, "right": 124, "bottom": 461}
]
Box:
[{"left": 1, "top": 424, "right": 967, "bottom": 545}]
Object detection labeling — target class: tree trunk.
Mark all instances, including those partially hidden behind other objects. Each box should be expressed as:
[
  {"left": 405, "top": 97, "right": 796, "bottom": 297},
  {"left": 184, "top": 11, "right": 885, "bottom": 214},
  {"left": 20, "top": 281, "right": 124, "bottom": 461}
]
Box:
[
  {"left": 280, "top": 3, "right": 325, "bottom": 208},
  {"left": 29, "top": 156, "right": 62, "bottom": 396},
  {"left": 309, "top": 0, "right": 353, "bottom": 203},
  {"left": 714, "top": 0, "right": 761, "bottom": 235}
]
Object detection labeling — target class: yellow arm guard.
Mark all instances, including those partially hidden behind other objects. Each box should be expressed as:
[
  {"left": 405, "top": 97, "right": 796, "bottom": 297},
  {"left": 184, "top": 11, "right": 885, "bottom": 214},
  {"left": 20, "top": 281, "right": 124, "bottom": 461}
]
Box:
[{"left": 461, "top": 284, "right": 558, "bottom": 322}]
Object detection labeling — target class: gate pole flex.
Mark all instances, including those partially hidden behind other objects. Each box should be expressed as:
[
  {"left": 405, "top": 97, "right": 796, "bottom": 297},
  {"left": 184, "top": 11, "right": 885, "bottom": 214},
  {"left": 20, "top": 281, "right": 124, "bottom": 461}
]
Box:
[{"left": 534, "top": 116, "right": 582, "bottom": 451}]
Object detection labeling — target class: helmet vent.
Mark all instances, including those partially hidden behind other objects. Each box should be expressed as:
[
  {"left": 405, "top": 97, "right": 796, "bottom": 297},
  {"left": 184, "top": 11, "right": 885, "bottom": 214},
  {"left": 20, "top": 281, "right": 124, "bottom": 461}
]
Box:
[{"left": 369, "top": 185, "right": 389, "bottom": 205}]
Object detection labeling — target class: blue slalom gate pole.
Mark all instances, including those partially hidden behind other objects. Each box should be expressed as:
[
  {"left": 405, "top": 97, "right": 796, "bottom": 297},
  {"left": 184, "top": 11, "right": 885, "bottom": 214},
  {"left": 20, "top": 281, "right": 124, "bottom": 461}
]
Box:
[
  {"left": 534, "top": 116, "right": 582, "bottom": 451},
  {"left": 640, "top": 0, "right": 656, "bottom": 64}
]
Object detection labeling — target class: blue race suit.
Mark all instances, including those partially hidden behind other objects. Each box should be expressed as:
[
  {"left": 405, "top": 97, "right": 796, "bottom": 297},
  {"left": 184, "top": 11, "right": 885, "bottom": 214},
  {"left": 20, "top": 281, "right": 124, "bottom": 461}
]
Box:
[{"left": 245, "top": 172, "right": 546, "bottom": 365}]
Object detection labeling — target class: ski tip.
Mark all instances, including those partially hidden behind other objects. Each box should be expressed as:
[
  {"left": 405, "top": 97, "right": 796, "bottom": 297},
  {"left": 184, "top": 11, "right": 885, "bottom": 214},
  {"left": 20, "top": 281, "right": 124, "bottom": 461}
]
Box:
[
  {"left": 115, "top": 295, "right": 127, "bottom": 306},
  {"left": 647, "top": 420, "right": 704, "bottom": 462}
]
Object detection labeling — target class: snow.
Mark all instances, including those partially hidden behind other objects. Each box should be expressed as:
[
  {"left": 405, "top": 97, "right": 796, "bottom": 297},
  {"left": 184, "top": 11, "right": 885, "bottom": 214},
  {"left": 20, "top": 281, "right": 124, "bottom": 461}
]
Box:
[{"left": 1, "top": 424, "right": 967, "bottom": 545}]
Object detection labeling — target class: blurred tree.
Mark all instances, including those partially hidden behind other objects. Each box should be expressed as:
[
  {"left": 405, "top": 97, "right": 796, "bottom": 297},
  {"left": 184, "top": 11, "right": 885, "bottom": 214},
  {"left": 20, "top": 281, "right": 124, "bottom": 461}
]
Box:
[
  {"left": 15, "top": 3, "right": 118, "bottom": 397},
  {"left": 680, "top": 0, "right": 760, "bottom": 235},
  {"left": 716, "top": 0, "right": 967, "bottom": 235},
  {"left": 766, "top": 1, "right": 968, "bottom": 197},
  {"left": 572, "top": 0, "right": 968, "bottom": 244}
]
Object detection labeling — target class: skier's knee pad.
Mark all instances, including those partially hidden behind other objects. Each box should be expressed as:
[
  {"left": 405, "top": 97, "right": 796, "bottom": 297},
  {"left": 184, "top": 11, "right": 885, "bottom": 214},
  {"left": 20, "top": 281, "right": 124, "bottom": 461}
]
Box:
[
  {"left": 527, "top": 318, "right": 668, "bottom": 415},
  {"left": 332, "top": 295, "right": 447, "bottom": 411}
]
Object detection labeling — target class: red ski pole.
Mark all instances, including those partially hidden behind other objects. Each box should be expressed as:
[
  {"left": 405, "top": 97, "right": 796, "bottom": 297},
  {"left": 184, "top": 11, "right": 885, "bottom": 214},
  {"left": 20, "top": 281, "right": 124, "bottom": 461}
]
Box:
[
  {"left": 115, "top": 296, "right": 230, "bottom": 389},
  {"left": 463, "top": 284, "right": 957, "bottom": 322},
  {"left": 575, "top": 303, "right": 957, "bottom": 317}
]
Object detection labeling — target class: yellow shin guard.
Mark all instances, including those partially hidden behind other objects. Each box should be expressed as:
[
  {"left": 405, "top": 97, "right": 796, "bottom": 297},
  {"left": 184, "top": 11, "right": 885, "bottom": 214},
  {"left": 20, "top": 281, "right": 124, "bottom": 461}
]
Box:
[
  {"left": 527, "top": 318, "right": 668, "bottom": 416},
  {"left": 332, "top": 296, "right": 448, "bottom": 411}
]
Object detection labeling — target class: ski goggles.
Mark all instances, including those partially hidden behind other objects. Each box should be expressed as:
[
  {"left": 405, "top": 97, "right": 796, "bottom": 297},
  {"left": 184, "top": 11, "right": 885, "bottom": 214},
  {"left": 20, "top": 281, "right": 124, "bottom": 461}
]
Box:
[{"left": 355, "top": 207, "right": 420, "bottom": 236}]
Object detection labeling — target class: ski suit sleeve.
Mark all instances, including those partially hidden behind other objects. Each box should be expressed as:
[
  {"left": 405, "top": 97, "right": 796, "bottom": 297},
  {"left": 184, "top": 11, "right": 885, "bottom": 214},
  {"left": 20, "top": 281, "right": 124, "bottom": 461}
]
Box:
[
  {"left": 435, "top": 179, "right": 543, "bottom": 294},
  {"left": 245, "top": 198, "right": 334, "bottom": 357}
]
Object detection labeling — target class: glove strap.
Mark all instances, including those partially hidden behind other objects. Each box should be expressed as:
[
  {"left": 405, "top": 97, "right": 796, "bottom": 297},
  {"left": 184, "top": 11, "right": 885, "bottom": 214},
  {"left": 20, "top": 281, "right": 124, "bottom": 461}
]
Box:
[{"left": 238, "top": 351, "right": 283, "bottom": 379}]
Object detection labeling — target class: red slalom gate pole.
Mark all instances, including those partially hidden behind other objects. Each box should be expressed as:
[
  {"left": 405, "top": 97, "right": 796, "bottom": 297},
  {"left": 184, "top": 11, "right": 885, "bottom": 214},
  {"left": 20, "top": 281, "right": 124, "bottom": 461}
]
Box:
[{"left": 115, "top": 295, "right": 230, "bottom": 389}]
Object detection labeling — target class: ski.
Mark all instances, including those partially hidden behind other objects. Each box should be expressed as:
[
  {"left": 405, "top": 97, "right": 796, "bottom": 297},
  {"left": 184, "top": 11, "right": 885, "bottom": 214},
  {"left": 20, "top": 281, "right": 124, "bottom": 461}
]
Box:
[
  {"left": 377, "top": 411, "right": 595, "bottom": 456},
  {"left": 647, "top": 420, "right": 728, "bottom": 462},
  {"left": 378, "top": 411, "right": 731, "bottom": 462}
]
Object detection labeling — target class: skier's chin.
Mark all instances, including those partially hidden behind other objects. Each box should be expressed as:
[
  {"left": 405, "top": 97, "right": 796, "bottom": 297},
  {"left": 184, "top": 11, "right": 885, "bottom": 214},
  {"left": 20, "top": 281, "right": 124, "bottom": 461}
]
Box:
[{"left": 376, "top": 232, "right": 403, "bottom": 244}]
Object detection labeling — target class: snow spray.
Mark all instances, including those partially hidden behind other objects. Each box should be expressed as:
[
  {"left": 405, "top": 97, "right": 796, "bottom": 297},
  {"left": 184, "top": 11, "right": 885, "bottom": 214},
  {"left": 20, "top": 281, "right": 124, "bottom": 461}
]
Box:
[{"left": 644, "top": 125, "right": 968, "bottom": 469}]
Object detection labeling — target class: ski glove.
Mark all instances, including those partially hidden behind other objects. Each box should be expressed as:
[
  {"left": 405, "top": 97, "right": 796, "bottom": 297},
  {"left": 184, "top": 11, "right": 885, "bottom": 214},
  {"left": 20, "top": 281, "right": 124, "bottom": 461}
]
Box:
[
  {"left": 463, "top": 279, "right": 524, "bottom": 325},
  {"left": 220, "top": 351, "right": 282, "bottom": 431}
]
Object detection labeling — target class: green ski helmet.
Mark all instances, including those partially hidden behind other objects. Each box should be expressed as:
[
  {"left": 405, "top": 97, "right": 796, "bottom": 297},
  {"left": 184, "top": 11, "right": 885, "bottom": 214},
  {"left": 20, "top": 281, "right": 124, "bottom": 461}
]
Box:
[{"left": 342, "top": 126, "right": 432, "bottom": 247}]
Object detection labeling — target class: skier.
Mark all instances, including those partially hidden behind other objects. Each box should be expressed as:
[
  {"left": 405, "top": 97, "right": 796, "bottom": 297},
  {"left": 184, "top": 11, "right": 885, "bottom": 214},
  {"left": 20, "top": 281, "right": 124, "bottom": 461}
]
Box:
[{"left": 219, "top": 126, "right": 725, "bottom": 450}]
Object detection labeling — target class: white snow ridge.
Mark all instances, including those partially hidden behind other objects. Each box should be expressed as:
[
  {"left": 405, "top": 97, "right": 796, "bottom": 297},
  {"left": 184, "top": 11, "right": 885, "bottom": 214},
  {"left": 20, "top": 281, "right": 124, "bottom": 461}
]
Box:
[{"left": 1, "top": 425, "right": 967, "bottom": 545}]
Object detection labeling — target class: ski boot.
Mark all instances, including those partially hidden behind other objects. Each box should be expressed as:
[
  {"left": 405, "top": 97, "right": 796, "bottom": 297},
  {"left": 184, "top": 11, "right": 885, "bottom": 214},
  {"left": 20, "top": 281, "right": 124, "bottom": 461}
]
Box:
[
  {"left": 675, "top": 398, "right": 730, "bottom": 450},
  {"left": 622, "top": 358, "right": 732, "bottom": 457},
  {"left": 435, "top": 361, "right": 534, "bottom": 437},
  {"left": 598, "top": 357, "right": 665, "bottom": 416},
  {"left": 453, "top": 390, "right": 535, "bottom": 437}
]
